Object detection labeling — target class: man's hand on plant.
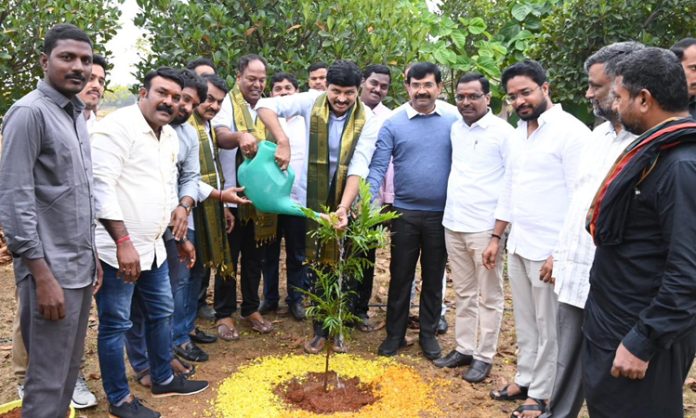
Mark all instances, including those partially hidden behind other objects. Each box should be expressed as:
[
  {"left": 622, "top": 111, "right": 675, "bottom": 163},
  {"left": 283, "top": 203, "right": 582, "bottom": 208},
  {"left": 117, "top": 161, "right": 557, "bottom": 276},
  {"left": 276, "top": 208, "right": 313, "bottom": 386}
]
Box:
[
  {"left": 334, "top": 205, "right": 350, "bottom": 230},
  {"left": 221, "top": 186, "right": 251, "bottom": 205}
]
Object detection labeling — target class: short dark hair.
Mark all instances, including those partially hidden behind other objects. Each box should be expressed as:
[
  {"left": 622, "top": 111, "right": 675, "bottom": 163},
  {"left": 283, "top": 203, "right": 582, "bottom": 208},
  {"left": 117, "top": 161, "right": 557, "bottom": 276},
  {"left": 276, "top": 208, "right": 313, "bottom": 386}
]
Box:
[
  {"left": 326, "top": 60, "right": 362, "bottom": 88},
  {"left": 179, "top": 69, "right": 207, "bottom": 102},
  {"left": 43, "top": 24, "right": 92, "bottom": 55},
  {"left": 270, "top": 72, "right": 299, "bottom": 89},
  {"left": 615, "top": 47, "right": 688, "bottom": 113},
  {"left": 308, "top": 62, "right": 328, "bottom": 73},
  {"left": 201, "top": 73, "right": 229, "bottom": 94},
  {"left": 670, "top": 38, "right": 696, "bottom": 61},
  {"left": 362, "top": 64, "right": 391, "bottom": 82},
  {"left": 143, "top": 67, "right": 184, "bottom": 91},
  {"left": 186, "top": 57, "right": 216, "bottom": 72},
  {"left": 584, "top": 42, "right": 644, "bottom": 77},
  {"left": 457, "top": 72, "right": 490, "bottom": 94},
  {"left": 501, "top": 59, "right": 547, "bottom": 92},
  {"left": 237, "top": 54, "right": 267, "bottom": 74},
  {"left": 92, "top": 54, "right": 108, "bottom": 73},
  {"left": 406, "top": 62, "right": 441, "bottom": 84}
]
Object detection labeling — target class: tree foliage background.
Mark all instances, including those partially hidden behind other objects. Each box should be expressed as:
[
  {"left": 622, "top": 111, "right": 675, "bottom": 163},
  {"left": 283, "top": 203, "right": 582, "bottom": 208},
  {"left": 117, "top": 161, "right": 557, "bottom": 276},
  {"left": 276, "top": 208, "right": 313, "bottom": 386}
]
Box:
[{"left": 0, "top": 0, "right": 123, "bottom": 120}]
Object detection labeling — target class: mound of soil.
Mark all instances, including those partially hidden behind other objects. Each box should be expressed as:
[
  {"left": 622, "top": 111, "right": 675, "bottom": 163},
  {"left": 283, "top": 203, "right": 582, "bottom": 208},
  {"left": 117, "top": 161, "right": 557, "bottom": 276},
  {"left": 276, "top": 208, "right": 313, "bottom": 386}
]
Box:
[
  {"left": 0, "top": 407, "right": 19, "bottom": 418},
  {"left": 275, "top": 371, "right": 378, "bottom": 414}
]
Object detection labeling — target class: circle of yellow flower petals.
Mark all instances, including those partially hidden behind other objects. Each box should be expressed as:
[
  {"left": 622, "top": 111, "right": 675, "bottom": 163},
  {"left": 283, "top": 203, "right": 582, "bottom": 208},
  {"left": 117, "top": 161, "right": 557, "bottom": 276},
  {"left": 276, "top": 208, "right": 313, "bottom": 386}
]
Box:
[{"left": 213, "top": 353, "right": 441, "bottom": 418}]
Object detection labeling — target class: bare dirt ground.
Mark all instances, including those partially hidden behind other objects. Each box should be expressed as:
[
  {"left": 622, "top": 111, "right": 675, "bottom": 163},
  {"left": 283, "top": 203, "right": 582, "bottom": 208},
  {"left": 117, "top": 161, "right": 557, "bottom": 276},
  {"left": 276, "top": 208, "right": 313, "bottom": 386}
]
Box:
[{"left": 1, "top": 247, "right": 696, "bottom": 418}]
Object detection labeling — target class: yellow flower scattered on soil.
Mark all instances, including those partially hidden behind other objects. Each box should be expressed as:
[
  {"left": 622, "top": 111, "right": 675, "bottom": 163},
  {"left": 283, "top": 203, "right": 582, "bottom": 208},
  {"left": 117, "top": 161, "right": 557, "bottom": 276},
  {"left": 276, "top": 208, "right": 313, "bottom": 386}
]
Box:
[{"left": 214, "top": 354, "right": 442, "bottom": 418}]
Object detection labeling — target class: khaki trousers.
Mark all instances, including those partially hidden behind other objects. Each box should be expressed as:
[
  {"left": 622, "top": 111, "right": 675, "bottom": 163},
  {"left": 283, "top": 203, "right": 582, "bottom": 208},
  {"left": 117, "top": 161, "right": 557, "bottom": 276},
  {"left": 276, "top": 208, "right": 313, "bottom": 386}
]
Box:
[
  {"left": 445, "top": 228, "right": 504, "bottom": 362},
  {"left": 12, "top": 289, "right": 27, "bottom": 381},
  {"left": 508, "top": 253, "right": 558, "bottom": 400}
]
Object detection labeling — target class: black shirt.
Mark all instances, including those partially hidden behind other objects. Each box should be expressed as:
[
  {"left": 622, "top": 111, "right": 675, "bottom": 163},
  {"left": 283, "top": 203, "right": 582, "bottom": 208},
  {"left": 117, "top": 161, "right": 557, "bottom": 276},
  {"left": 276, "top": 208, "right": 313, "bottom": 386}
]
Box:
[{"left": 584, "top": 139, "right": 696, "bottom": 361}]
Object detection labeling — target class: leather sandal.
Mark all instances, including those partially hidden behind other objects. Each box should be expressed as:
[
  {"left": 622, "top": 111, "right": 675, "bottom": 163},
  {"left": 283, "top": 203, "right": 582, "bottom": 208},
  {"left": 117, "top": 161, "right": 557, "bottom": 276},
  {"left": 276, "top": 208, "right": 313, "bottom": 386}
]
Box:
[
  {"left": 171, "top": 357, "right": 196, "bottom": 378},
  {"left": 242, "top": 312, "right": 273, "bottom": 334},
  {"left": 303, "top": 335, "right": 326, "bottom": 354},
  {"left": 490, "top": 383, "right": 529, "bottom": 401},
  {"left": 216, "top": 318, "right": 240, "bottom": 341},
  {"left": 511, "top": 398, "right": 546, "bottom": 418}
]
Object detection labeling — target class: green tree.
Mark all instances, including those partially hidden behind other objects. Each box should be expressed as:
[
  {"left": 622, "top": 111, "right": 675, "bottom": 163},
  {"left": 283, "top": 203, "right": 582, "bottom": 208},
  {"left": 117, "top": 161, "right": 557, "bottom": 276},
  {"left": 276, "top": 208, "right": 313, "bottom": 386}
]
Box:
[
  {"left": 133, "top": 0, "right": 434, "bottom": 107},
  {"left": 0, "top": 0, "right": 122, "bottom": 119},
  {"left": 301, "top": 180, "right": 397, "bottom": 391},
  {"left": 528, "top": 0, "right": 696, "bottom": 122}
]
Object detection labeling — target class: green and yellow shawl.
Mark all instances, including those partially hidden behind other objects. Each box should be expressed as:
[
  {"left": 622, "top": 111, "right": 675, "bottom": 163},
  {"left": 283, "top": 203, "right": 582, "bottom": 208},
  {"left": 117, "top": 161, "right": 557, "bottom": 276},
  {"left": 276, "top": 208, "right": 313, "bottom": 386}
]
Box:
[
  {"left": 306, "top": 94, "right": 367, "bottom": 264},
  {"left": 230, "top": 84, "right": 277, "bottom": 244},
  {"left": 189, "top": 112, "right": 235, "bottom": 278}
]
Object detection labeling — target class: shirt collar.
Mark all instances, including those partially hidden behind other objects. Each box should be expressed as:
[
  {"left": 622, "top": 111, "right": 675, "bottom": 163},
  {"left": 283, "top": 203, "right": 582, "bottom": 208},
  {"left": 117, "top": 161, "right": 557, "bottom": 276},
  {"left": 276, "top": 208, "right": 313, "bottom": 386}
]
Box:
[
  {"left": 405, "top": 102, "right": 442, "bottom": 119},
  {"left": 37, "top": 80, "right": 84, "bottom": 114},
  {"left": 131, "top": 103, "right": 163, "bottom": 137},
  {"left": 463, "top": 108, "right": 494, "bottom": 129}
]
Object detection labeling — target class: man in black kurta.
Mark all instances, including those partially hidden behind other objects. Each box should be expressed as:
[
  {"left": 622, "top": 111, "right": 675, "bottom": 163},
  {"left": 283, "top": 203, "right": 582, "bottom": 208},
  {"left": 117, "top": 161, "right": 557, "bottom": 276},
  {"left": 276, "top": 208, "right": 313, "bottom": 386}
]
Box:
[{"left": 584, "top": 47, "right": 696, "bottom": 418}]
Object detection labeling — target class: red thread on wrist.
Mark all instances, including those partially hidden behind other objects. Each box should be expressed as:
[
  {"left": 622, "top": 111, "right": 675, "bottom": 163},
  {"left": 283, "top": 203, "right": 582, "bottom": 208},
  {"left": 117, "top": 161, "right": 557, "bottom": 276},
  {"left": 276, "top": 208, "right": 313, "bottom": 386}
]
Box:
[{"left": 116, "top": 235, "right": 131, "bottom": 245}]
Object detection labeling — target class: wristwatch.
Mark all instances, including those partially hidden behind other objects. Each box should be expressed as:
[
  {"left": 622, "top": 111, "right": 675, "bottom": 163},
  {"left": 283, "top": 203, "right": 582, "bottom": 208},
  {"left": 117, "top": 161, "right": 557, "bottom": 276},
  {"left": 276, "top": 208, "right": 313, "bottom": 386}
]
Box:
[{"left": 178, "top": 202, "right": 192, "bottom": 215}]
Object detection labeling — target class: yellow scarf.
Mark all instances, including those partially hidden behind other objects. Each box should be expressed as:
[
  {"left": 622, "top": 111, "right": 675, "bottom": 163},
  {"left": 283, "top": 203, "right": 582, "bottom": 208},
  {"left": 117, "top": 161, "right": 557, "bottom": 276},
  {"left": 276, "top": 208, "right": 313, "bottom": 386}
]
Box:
[
  {"left": 306, "top": 94, "right": 367, "bottom": 264},
  {"left": 230, "top": 84, "right": 277, "bottom": 244}
]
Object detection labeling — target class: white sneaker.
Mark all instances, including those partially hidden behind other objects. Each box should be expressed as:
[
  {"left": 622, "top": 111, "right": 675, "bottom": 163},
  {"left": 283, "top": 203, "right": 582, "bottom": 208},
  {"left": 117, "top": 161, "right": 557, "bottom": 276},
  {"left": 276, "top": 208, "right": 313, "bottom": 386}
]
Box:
[
  {"left": 17, "top": 384, "right": 23, "bottom": 400},
  {"left": 71, "top": 374, "right": 97, "bottom": 409}
]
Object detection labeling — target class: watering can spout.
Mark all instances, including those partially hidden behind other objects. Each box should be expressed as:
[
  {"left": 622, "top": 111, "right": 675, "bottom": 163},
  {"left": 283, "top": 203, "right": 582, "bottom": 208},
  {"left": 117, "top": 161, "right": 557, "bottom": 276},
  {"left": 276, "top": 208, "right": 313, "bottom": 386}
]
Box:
[{"left": 237, "top": 141, "right": 318, "bottom": 218}]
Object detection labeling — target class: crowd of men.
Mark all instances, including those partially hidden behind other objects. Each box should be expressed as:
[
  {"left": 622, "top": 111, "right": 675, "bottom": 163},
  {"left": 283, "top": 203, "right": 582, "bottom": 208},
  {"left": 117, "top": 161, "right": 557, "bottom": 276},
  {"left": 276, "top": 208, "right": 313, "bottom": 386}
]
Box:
[{"left": 0, "top": 22, "right": 695, "bottom": 418}]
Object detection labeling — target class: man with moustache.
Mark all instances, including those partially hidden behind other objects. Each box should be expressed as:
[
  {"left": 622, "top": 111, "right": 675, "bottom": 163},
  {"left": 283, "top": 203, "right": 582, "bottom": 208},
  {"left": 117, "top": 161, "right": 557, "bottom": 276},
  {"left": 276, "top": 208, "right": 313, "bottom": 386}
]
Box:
[
  {"left": 583, "top": 47, "right": 696, "bottom": 418},
  {"left": 124, "top": 69, "right": 205, "bottom": 381},
  {"left": 365, "top": 62, "right": 460, "bottom": 360},
  {"left": 213, "top": 54, "right": 291, "bottom": 337},
  {"left": 534, "top": 42, "right": 642, "bottom": 418},
  {"left": 78, "top": 53, "right": 106, "bottom": 131},
  {"left": 307, "top": 62, "right": 328, "bottom": 91},
  {"left": 0, "top": 24, "right": 100, "bottom": 418},
  {"left": 259, "top": 72, "right": 309, "bottom": 320},
  {"left": 670, "top": 38, "right": 696, "bottom": 118},
  {"left": 434, "top": 73, "right": 515, "bottom": 384},
  {"left": 176, "top": 73, "right": 250, "bottom": 352},
  {"left": 255, "top": 60, "right": 381, "bottom": 353},
  {"left": 485, "top": 60, "right": 589, "bottom": 417},
  {"left": 92, "top": 67, "right": 208, "bottom": 418}
]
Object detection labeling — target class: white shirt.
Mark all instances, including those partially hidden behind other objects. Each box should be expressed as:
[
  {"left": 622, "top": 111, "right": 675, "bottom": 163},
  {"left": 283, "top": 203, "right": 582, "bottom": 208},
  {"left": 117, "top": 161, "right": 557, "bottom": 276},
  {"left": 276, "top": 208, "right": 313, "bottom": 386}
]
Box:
[
  {"left": 211, "top": 94, "right": 241, "bottom": 207},
  {"left": 494, "top": 104, "right": 590, "bottom": 261},
  {"left": 85, "top": 110, "right": 97, "bottom": 133},
  {"left": 443, "top": 110, "right": 515, "bottom": 232},
  {"left": 91, "top": 104, "right": 179, "bottom": 270},
  {"left": 255, "top": 89, "right": 380, "bottom": 206},
  {"left": 553, "top": 122, "right": 635, "bottom": 308},
  {"left": 281, "top": 116, "right": 307, "bottom": 204}
]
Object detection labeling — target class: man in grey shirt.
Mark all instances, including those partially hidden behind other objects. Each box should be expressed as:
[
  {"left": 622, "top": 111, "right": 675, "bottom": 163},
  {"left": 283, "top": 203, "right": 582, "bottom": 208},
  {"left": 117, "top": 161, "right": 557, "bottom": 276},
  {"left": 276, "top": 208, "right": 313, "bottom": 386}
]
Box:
[{"left": 0, "top": 24, "right": 100, "bottom": 418}]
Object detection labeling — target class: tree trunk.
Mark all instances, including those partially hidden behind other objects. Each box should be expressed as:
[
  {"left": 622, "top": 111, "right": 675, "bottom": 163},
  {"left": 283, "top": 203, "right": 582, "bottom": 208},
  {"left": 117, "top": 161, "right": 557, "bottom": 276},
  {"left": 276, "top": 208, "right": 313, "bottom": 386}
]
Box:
[{"left": 323, "top": 343, "right": 332, "bottom": 392}]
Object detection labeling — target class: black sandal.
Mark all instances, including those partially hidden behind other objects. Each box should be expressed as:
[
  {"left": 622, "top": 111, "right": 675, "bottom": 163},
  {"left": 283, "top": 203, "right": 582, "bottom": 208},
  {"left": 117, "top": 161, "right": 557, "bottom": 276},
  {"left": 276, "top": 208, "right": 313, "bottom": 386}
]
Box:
[
  {"left": 511, "top": 398, "right": 546, "bottom": 418},
  {"left": 490, "top": 383, "right": 529, "bottom": 401}
]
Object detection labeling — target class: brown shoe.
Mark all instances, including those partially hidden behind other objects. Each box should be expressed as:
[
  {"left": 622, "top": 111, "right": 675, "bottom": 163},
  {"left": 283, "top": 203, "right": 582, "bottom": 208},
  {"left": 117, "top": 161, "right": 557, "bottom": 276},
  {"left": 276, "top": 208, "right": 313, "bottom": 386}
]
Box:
[
  {"left": 303, "top": 335, "right": 326, "bottom": 354},
  {"left": 216, "top": 318, "right": 240, "bottom": 341}
]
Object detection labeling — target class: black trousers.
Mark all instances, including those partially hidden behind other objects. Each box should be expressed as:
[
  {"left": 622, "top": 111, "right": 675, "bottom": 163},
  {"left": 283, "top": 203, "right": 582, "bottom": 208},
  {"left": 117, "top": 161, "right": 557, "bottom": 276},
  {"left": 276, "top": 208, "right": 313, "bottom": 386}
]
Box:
[
  {"left": 386, "top": 208, "right": 446, "bottom": 340},
  {"left": 351, "top": 246, "right": 376, "bottom": 319},
  {"left": 582, "top": 330, "right": 696, "bottom": 418}
]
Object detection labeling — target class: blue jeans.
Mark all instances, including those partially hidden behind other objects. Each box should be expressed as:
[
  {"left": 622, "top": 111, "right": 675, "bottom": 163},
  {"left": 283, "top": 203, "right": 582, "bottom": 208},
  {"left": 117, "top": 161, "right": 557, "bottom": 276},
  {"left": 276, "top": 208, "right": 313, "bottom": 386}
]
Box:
[
  {"left": 172, "top": 229, "right": 201, "bottom": 346},
  {"left": 97, "top": 260, "right": 174, "bottom": 405},
  {"left": 262, "top": 214, "right": 307, "bottom": 304}
]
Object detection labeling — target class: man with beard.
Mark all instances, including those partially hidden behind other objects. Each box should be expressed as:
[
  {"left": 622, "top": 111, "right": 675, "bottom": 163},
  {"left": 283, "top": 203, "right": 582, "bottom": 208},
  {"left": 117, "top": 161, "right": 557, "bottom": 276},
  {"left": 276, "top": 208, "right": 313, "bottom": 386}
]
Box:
[
  {"left": 78, "top": 54, "right": 106, "bottom": 131},
  {"left": 365, "top": 62, "right": 460, "bottom": 360},
  {"left": 212, "top": 54, "right": 291, "bottom": 338},
  {"left": 259, "top": 72, "right": 309, "bottom": 320},
  {"left": 307, "top": 62, "right": 328, "bottom": 91},
  {"left": 583, "top": 47, "right": 696, "bottom": 418},
  {"left": 533, "top": 42, "right": 643, "bottom": 418},
  {"left": 124, "top": 69, "right": 205, "bottom": 384},
  {"left": 485, "top": 60, "right": 589, "bottom": 417},
  {"left": 255, "top": 60, "right": 381, "bottom": 353},
  {"left": 0, "top": 24, "right": 100, "bottom": 418},
  {"left": 435, "top": 72, "right": 515, "bottom": 384},
  {"left": 670, "top": 38, "right": 696, "bottom": 118},
  {"left": 92, "top": 67, "right": 208, "bottom": 418}
]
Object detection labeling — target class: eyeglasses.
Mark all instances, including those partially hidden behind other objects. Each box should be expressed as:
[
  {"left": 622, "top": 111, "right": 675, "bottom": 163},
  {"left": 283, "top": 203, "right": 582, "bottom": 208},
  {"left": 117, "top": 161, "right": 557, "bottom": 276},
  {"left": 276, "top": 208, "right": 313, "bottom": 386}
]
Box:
[
  {"left": 505, "top": 86, "right": 541, "bottom": 104},
  {"left": 409, "top": 81, "right": 437, "bottom": 90},
  {"left": 455, "top": 93, "right": 486, "bottom": 102}
]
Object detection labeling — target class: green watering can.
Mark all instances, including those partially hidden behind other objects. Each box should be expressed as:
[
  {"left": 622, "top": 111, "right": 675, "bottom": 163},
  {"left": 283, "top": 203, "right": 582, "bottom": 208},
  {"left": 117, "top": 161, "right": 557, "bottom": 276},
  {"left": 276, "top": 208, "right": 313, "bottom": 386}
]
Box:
[{"left": 237, "top": 140, "right": 318, "bottom": 218}]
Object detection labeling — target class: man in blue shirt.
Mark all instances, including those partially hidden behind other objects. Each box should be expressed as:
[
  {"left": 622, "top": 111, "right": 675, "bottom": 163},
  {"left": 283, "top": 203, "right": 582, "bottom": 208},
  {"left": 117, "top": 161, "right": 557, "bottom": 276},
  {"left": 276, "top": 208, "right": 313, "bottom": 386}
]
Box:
[{"left": 366, "top": 62, "right": 459, "bottom": 360}]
